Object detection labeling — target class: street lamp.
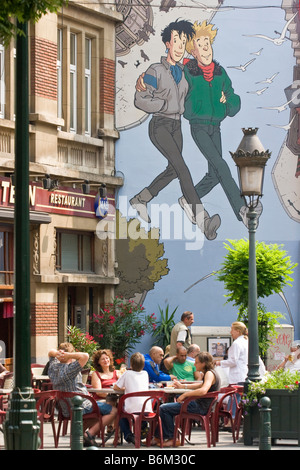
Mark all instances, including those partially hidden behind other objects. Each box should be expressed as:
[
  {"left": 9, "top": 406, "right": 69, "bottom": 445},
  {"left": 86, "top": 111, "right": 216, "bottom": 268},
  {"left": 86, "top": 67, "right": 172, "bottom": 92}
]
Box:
[
  {"left": 230, "top": 128, "right": 271, "bottom": 386},
  {"left": 3, "top": 21, "right": 39, "bottom": 450}
]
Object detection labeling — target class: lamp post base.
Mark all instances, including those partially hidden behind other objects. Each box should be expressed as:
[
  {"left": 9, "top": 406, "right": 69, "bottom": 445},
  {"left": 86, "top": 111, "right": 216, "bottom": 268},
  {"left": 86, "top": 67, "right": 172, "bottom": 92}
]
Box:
[{"left": 3, "top": 388, "right": 40, "bottom": 450}]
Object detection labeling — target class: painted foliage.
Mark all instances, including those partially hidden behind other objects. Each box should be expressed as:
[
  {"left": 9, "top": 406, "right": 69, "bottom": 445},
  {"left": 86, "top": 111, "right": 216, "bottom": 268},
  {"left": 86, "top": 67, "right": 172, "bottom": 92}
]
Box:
[{"left": 115, "top": 0, "right": 300, "bottom": 341}]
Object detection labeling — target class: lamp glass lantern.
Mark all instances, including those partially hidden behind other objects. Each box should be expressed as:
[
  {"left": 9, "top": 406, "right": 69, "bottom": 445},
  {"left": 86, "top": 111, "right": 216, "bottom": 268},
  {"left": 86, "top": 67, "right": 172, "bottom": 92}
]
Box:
[{"left": 230, "top": 128, "right": 271, "bottom": 205}]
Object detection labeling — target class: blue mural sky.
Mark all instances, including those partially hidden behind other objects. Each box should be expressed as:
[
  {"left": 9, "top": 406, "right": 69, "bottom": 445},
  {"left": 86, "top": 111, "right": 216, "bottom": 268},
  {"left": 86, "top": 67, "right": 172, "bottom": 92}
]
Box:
[{"left": 115, "top": 0, "right": 300, "bottom": 350}]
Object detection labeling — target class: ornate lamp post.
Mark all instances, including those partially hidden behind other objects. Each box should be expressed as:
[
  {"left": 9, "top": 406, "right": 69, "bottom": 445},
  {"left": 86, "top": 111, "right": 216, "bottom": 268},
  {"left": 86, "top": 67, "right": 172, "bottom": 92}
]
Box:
[{"left": 230, "top": 128, "right": 271, "bottom": 386}]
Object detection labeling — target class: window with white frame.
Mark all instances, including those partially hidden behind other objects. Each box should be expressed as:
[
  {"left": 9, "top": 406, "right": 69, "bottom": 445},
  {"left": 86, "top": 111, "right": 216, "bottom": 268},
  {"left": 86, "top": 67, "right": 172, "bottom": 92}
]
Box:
[
  {"left": 70, "top": 32, "right": 77, "bottom": 132},
  {"left": 85, "top": 37, "right": 91, "bottom": 136},
  {"left": 57, "top": 29, "right": 63, "bottom": 122},
  {"left": 0, "top": 44, "right": 5, "bottom": 119}
]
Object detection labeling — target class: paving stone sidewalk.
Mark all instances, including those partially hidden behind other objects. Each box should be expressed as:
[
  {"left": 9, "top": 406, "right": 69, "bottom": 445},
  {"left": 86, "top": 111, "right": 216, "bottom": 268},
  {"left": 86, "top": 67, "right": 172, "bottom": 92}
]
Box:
[{"left": 1, "top": 421, "right": 299, "bottom": 451}]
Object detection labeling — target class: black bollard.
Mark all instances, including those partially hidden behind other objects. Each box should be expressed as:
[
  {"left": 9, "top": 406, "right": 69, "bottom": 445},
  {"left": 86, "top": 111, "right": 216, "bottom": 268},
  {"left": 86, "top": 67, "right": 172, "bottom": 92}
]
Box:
[
  {"left": 71, "top": 395, "right": 84, "bottom": 450},
  {"left": 259, "top": 396, "right": 272, "bottom": 450}
]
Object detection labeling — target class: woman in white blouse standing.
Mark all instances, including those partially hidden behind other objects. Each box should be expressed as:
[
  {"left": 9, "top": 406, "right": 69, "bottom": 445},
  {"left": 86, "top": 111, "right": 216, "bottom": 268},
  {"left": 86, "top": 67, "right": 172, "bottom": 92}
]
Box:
[
  {"left": 215, "top": 322, "right": 248, "bottom": 429},
  {"left": 216, "top": 321, "right": 248, "bottom": 384}
]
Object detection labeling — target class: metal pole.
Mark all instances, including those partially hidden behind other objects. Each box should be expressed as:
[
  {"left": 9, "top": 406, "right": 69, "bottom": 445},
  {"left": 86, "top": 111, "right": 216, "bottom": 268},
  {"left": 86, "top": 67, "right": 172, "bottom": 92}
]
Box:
[
  {"left": 245, "top": 206, "right": 261, "bottom": 387},
  {"left": 3, "top": 21, "right": 39, "bottom": 450}
]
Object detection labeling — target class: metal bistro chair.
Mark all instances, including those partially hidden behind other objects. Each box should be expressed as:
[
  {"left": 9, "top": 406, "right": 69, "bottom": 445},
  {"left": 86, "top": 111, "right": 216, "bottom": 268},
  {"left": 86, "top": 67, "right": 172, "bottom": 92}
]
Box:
[
  {"left": 173, "top": 391, "right": 219, "bottom": 448},
  {"left": 113, "top": 390, "right": 165, "bottom": 448},
  {"left": 56, "top": 391, "right": 107, "bottom": 447}
]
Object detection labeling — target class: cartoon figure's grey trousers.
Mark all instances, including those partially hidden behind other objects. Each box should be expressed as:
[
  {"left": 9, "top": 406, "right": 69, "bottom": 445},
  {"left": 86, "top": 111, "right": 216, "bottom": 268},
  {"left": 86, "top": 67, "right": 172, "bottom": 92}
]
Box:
[
  {"left": 146, "top": 116, "right": 202, "bottom": 217},
  {"left": 190, "top": 122, "right": 243, "bottom": 220}
]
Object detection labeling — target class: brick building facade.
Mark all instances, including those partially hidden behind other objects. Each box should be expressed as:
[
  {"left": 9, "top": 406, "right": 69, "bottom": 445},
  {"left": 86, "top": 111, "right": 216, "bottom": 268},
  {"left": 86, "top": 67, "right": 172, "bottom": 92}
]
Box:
[{"left": 0, "top": 1, "right": 123, "bottom": 363}]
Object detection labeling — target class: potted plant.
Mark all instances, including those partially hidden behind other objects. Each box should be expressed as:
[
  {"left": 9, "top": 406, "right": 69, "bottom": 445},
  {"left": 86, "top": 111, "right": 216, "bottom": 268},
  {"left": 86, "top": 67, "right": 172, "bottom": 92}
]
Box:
[
  {"left": 151, "top": 304, "right": 178, "bottom": 350},
  {"left": 66, "top": 325, "right": 98, "bottom": 368},
  {"left": 242, "top": 369, "right": 300, "bottom": 445},
  {"left": 90, "top": 296, "right": 157, "bottom": 365}
]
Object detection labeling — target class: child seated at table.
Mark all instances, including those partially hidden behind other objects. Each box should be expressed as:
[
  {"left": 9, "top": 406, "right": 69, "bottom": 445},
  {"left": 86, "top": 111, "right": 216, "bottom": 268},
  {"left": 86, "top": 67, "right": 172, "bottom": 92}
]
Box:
[{"left": 114, "top": 352, "right": 152, "bottom": 444}]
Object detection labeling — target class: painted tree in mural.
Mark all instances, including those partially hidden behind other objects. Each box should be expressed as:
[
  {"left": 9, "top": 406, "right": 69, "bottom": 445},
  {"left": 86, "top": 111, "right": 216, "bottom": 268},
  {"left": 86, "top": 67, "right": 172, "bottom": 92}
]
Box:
[
  {"left": 0, "top": 0, "right": 66, "bottom": 45},
  {"left": 115, "top": 210, "right": 169, "bottom": 302}
]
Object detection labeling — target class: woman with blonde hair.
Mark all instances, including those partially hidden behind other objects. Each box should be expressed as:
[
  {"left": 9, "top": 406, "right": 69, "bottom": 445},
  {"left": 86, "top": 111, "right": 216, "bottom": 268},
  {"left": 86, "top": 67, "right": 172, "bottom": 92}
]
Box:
[{"left": 215, "top": 322, "right": 248, "bottom": 384}]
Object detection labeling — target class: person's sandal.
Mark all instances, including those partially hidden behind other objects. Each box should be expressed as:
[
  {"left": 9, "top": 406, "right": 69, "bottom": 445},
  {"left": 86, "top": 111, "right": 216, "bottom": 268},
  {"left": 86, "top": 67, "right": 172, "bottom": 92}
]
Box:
[
  {"left": 83, "top": 430, "right": 100, "bottom": 447},
  {"left": 104, "top": 428, "right": 115, "bottom": 442}
]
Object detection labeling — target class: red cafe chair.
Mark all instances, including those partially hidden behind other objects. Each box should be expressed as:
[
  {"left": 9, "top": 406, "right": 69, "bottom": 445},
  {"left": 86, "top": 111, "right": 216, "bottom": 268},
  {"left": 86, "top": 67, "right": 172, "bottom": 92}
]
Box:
[
  {"left": 213, "top": 387, "right": 237, "bottom": 445},
  {"left": 231, "top": 385, "right": 244, "bottom": 441},
  {"left": 0, "top": 395, "right": 6, "bottom": 430},
  {"left": 173, "top": 391, "right": 219, "bottom": 448},
  {"left": 113, "top": 390, "right": 165, "bottom": 448},
  {"left": 35, "top": 390, "right": 58, "bottom": 449},
  {"left": 56, "top": 391, "right": 107, "bottom": 447}
]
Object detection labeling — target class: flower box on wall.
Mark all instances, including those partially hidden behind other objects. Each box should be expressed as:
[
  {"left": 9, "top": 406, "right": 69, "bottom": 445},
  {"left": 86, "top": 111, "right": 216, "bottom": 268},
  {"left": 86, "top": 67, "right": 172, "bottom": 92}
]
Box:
[{"left": 243, "top": 388, "right": 300, "bottom": 446}]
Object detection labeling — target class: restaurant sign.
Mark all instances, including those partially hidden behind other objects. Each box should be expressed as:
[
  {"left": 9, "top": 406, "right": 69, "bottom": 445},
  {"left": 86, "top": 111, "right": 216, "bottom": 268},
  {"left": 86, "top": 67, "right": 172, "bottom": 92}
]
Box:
[{"left": 0, "top": 177, "right": 112, "bottom": 219}]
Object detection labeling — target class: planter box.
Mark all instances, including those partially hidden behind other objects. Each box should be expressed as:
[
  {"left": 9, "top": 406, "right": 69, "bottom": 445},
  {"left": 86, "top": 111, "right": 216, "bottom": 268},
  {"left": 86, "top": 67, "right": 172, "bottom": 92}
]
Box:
[{"left": 243, "top": 388, "right": 300, "bottom": 446}]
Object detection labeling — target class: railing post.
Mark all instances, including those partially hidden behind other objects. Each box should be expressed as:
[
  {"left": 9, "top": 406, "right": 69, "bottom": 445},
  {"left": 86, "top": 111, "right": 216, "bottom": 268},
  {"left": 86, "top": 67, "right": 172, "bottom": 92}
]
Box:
[{"left": 259, "top": 396, "right": 272, "bottom": 450}]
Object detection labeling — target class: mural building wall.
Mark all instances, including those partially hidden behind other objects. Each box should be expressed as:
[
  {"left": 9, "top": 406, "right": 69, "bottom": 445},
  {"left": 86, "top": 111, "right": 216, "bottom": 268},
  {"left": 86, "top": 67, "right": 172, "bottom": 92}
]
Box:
[{"left": 113, "top": 0, "right": 300, "bottom": 352}]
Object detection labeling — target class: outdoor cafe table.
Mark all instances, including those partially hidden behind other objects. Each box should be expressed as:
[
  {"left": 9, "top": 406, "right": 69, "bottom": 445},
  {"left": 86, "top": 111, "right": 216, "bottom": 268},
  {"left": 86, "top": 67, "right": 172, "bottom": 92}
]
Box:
[
  {"left": 89, "top": 388, "right": 123, "bottom": 395},
  {"left": 88, "top": 387, "right": 200, "bottom": 395},
  {"left": 32, "top": 375, "right": 49, "bottom": 381},
  {"left": 32, "top": 374, "right": 52, "bottom": 390}
]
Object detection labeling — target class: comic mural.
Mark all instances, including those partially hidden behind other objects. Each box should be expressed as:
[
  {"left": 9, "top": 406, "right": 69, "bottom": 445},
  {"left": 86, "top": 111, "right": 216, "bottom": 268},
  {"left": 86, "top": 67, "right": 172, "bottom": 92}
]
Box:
[{"left": 114, "top": 0, "right": 300, "bottom": 347}]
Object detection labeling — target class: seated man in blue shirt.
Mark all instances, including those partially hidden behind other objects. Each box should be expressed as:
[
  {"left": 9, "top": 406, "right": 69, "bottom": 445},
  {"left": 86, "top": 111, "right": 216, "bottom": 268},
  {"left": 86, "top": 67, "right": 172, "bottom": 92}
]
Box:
[{"left": 143, "top": 346, "right": 176, "bottom": 383}]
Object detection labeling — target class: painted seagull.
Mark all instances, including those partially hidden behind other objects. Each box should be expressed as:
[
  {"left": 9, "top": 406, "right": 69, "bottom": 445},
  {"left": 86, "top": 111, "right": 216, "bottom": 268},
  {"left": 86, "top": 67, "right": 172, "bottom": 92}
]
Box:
[
  {"left": 227, "top": 58, "right": 256, "bottom": 72},
  {"left": 247, "top": 87, "right": 268, "bottom": 95},
  {"left": 243, "top": 12, "right": 297, "bottom": 46},
  {"left": 256, "top": 72, "right": 279, "bottom": 84},
  {"left": 258, "top": 99, "right": 293, "bottom": 113},
  {"left": 250, "top": 48, "right": 263, "bottom": 56},
  {"left": 267, "top": 114, "right": 296, "bottom": 131}
]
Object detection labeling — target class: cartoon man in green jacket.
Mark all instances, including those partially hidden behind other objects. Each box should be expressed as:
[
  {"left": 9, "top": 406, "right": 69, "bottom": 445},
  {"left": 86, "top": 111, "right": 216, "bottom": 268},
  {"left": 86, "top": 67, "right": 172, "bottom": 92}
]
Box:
[{"left": 183, "top": 21, "right": 258, "bottom": 224}]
